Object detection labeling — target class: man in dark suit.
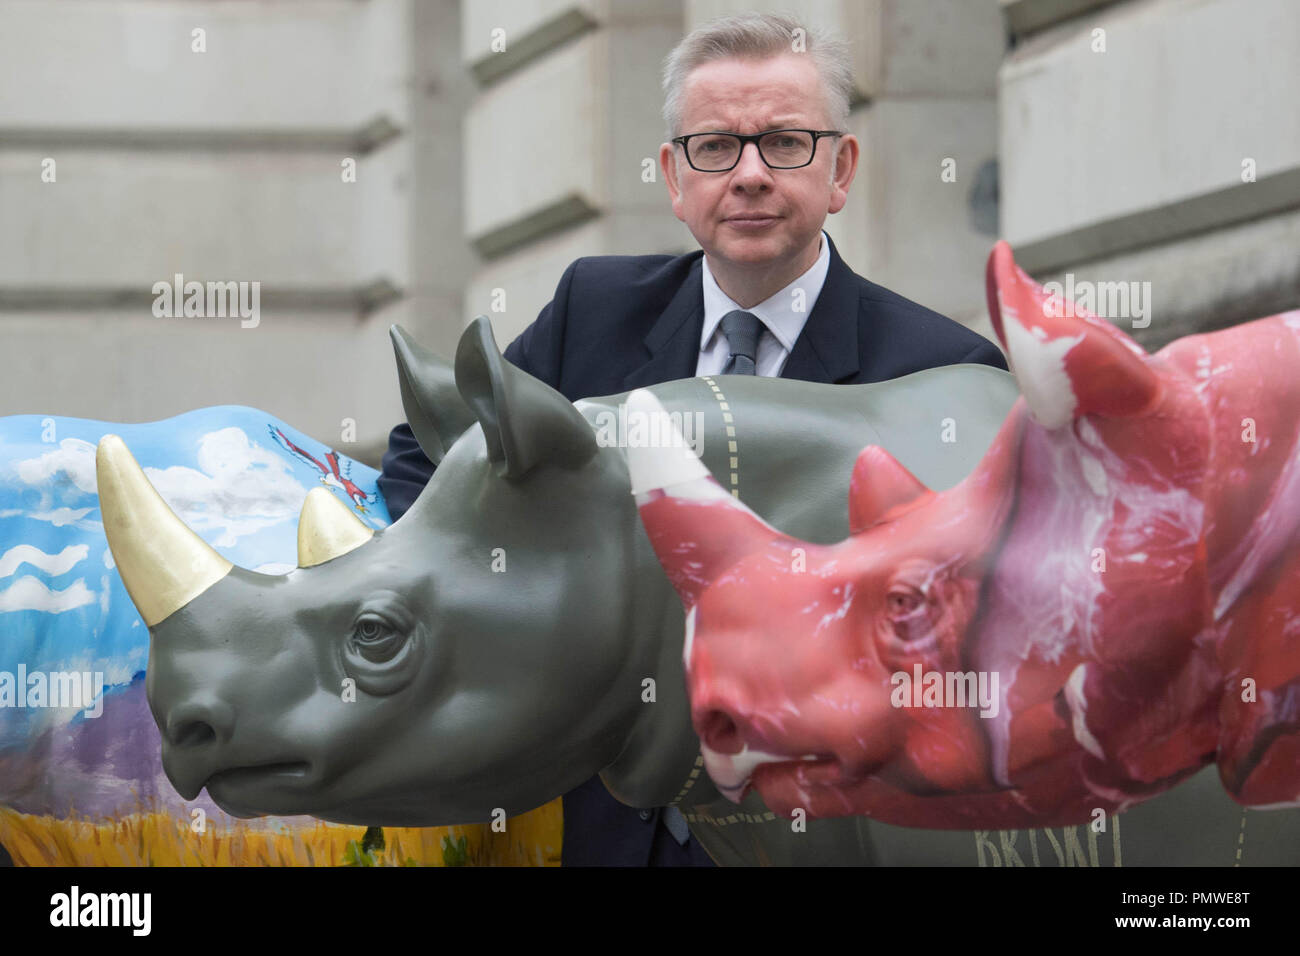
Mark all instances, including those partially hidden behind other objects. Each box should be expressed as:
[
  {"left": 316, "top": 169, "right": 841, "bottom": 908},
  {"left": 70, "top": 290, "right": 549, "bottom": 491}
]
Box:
[{"left": 379, "top": 12, "right": 1006, "bottom": 866}]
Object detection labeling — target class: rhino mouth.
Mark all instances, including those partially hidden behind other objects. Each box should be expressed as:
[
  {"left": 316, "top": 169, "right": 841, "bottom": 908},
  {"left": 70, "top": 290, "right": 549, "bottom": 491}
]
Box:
[
  {"left": 752, "top": 756, "right": 846, "bottom": 789},
  {"left": 700, "top": 741, "right": 840, "bottom": 803},
  {"left": 205, "top": 761, "right": 312, "bottom": 795}
]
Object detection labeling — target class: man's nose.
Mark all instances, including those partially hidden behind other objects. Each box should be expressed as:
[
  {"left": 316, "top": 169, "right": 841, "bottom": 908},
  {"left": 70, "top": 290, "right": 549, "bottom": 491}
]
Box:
[{"left": 730, "top": 142, "right": 771, "bottom": 188}]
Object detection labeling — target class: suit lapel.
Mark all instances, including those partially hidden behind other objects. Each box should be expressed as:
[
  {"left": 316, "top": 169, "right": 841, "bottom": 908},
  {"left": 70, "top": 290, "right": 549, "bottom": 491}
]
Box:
[
  {"left": 780, "top": 233, "right": 861, "bottom": 385},
  {"left": 621, "top": 254, "right": 706, "bottom": 391},
  {"left": 621, "top": 234, "right": 862, "bottom": 391}
]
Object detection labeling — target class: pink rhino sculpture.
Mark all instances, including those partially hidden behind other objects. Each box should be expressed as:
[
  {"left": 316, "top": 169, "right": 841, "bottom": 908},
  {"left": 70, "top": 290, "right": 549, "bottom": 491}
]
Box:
[{"left": 627, "top": 241, "right": 1300, "bottom": 830}]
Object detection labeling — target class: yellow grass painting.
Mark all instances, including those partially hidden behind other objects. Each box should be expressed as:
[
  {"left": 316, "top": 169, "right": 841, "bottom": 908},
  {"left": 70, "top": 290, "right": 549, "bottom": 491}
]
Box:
[{"left": 0, "top": 797, "right": 562, "bottom": 867}]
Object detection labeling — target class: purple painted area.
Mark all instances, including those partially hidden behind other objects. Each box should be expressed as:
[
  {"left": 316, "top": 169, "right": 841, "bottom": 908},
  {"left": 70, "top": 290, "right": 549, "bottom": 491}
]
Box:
[{"left": 0, "top": 675, "right": 221, "bottom": 819}]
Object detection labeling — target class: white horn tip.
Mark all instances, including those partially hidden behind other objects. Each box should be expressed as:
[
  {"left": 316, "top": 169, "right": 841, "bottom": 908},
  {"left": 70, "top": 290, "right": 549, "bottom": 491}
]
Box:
[{"left": 625, "top": 389, "right": 710, "bottom": 496}]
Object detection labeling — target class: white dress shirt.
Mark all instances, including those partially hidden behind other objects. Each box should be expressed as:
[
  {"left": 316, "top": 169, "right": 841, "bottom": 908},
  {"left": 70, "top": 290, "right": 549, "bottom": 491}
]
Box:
[{"left": 694, "top": 229, "right": 832, "bottom": 377}]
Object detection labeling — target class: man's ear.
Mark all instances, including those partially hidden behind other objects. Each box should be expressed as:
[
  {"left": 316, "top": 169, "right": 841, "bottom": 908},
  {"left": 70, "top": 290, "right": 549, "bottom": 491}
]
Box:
[
  {"left": 828, "top": 134, "right": 859, "bottom": 215},
  {"left": 390, "top": 325, "right": 478, "bottom": 465},
  {"left": 660, "top": 142, "right": 685, "bottom": 222},
  {"left": 454, "top": 316, "right": 598, "bottom": 480}
]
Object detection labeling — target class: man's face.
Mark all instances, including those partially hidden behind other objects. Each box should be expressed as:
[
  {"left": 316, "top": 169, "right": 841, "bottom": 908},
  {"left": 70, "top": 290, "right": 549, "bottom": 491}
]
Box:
[{"left": 660, "top": 53, "right": 858, "bottom": 274}]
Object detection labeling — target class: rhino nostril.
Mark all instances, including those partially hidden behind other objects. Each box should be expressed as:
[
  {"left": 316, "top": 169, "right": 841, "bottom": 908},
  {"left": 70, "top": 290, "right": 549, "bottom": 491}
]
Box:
[
  {"left": 172, "top": 720, "right": 216, "bottom": 749},
  {"left": 699, "top": 709, "right": 743, "bottom": 755},
  {"left": 165, "top": 700, "right": 233, "bottom": 748}
]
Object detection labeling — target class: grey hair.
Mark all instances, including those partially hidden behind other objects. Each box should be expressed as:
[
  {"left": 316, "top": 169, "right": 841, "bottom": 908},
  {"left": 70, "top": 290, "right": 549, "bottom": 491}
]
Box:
[{"left": 661, "top": 12, "right": 854, "bottom": 141}]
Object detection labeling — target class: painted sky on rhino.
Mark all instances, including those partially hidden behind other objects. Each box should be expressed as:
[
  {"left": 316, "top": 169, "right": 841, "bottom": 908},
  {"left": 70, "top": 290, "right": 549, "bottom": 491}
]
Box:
[{"left": 0, "top": 406, "right": 389, "bottom": 817}]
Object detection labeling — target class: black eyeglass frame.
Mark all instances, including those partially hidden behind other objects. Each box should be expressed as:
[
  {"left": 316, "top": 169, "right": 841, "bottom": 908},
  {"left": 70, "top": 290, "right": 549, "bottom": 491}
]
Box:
[{"left": 671, "top": 128, "right": 845, "bottom": 171}]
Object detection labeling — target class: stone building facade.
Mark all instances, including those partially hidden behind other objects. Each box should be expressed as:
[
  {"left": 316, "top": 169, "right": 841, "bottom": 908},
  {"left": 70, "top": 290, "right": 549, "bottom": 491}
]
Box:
[{"left": 1, "top": 0, "right": 1294, "bottom": 463}]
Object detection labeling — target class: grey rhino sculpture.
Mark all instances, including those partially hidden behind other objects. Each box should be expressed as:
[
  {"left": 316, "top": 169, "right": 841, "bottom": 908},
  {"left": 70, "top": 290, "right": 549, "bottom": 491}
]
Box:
[{"left": 95, "top": 317, "right": 1294, "bottom": 866}]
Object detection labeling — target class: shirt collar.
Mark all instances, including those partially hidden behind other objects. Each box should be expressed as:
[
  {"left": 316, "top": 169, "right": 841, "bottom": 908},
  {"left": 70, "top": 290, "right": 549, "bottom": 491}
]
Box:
[{"left": 699, "top": 230, "right": 832, "bottom": 354}]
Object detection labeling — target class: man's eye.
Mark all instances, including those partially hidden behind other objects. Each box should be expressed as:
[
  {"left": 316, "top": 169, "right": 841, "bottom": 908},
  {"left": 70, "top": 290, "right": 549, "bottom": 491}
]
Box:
[{"left": 356, "top": 619, "right": 388, "bottom": 641}]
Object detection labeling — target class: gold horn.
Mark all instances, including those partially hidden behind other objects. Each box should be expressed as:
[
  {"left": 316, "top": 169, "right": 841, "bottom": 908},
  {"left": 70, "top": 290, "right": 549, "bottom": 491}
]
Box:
[
  {"left": 297, "top": 487, "right": 373, "bottom": 568},
  {"left": 96, "top": 434, "right": 233, "bottom": 627}
]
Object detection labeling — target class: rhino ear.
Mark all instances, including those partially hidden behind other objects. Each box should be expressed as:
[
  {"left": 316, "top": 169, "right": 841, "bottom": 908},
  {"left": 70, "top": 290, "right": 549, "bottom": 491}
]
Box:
[
  {"left": 454, "top": 316, "right": 597, "bottom": 480},
  {"left": 985, "top": 241, "right": 1160, "bottom": 429},
  {"left": 390, "top": 325, "right": 478, "bottom": 465},
  {"left": 849, "top": 446, "right": 933, "bottom": 533}
]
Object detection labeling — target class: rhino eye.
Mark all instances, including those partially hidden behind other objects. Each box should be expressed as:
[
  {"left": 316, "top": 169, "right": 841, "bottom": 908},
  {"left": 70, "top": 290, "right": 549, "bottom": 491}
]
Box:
[{"left": 351, "top": 616, "right": 404, "bottom": 663}]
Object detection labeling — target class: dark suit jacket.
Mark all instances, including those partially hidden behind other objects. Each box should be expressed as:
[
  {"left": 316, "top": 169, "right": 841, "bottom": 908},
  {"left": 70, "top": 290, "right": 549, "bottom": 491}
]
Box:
[{"left": 378, "top": 232, "right": 1007, "bottom": 866}]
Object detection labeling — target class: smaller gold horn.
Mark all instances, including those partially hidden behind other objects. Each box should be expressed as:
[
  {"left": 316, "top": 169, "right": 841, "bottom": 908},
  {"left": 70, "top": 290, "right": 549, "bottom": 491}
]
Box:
[
  {"left": 297, "top": 488, "right": 374, "bottom": 568},
  {"left": 97, "top": 434, "right": 233, "bottom": 627}
]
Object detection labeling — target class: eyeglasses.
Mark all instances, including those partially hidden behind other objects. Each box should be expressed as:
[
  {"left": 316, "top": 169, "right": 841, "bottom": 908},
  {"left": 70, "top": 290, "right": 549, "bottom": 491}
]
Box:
[{"left": 671, "top": 128, "right": 843, "bottom": 172}]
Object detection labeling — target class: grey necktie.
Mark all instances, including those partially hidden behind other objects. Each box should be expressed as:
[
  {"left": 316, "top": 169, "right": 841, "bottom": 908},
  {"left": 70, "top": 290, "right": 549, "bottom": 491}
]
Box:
[
  {"left": 720, "top": 310, "right": 762, "bottom": 375},
  {"left": 662, "top": 805, "right": 691, "bottom": 845}
]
